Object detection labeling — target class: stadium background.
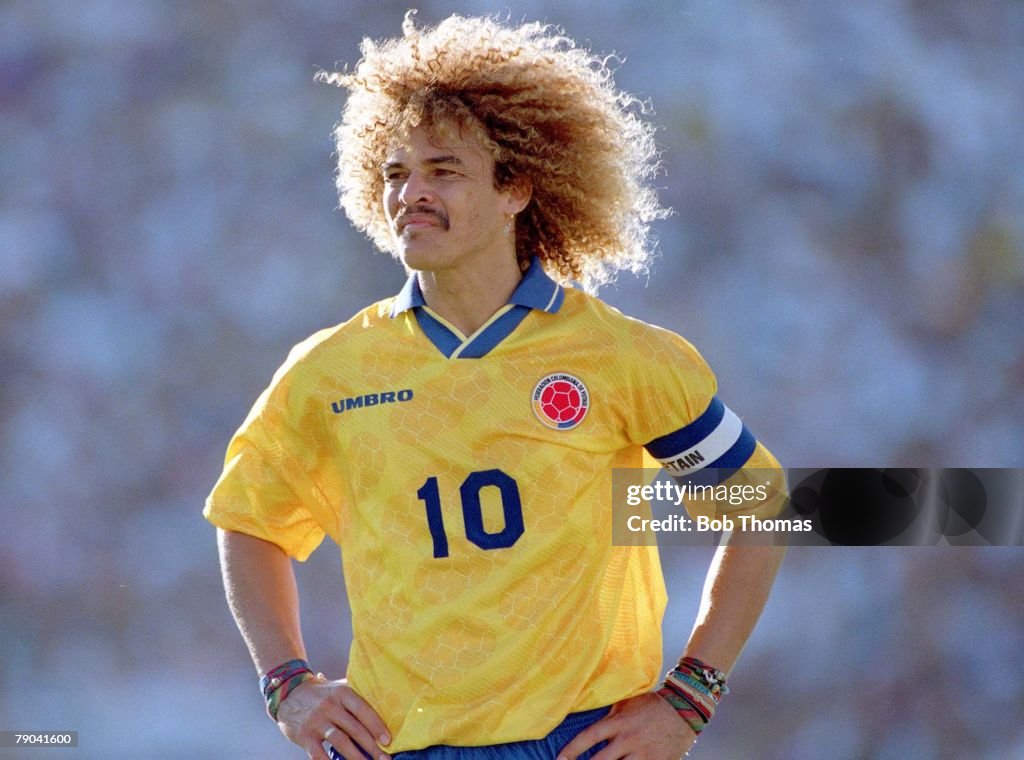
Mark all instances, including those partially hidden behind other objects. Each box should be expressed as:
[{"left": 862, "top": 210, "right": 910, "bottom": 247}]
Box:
[{"left": 1, "top": 0, "right": 1022, "bottom": 757}]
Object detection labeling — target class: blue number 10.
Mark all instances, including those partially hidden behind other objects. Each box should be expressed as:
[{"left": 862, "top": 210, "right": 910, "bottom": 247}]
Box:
[{"left": 416, "top": 469, "right": 524, "bottom": 558}]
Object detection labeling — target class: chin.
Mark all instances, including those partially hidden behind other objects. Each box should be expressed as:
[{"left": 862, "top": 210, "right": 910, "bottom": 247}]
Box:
[{"left": 398, "top": 244, "right": 450, "bottom": 272}]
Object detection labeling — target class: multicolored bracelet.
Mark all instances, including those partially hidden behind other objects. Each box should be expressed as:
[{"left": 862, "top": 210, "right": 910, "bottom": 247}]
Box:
[
  {"left": 260, "top": 659, "right": 312, "bottom": 699},
  {"left": 655, "top": 656, "right": 730, "bottom": 735},
  {"left": 260, "top": 659, "right": 323, "bottom": 721},
  {"left": 674, "top": 656, "right": 730, "bottom": 700},
  {"left": 656, "top": 684, "right": 709, "bottom": 735}
]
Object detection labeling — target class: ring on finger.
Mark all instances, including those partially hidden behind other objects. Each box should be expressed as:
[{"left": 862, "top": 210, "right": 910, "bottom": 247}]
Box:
[{"left": 324, "top": 726, "right": 338, "bottom": 742}]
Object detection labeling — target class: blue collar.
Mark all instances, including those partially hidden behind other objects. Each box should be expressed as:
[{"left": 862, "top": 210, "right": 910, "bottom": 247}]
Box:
[{"left": 389, "top": 257, "right": 565, "bottom": 318}]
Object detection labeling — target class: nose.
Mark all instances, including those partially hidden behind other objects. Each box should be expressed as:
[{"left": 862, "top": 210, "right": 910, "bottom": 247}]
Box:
[{"left": 398, "top": 171, "right": 434, "bottom": 206}]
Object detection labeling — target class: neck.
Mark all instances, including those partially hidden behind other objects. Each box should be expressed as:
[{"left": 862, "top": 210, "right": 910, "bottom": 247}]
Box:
[{"left": 417, "top": 253, "right": 523, "bottom": 336}]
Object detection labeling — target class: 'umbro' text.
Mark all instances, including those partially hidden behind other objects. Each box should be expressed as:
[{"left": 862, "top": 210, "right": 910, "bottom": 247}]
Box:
[{"left": 331, "top": 389, "right": 414, "bottom": 414}]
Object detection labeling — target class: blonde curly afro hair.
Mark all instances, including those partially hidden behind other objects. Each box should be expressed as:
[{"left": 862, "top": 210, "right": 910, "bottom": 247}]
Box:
[{"left": 317, "top": 11, "right": 669, "bottom": 290}]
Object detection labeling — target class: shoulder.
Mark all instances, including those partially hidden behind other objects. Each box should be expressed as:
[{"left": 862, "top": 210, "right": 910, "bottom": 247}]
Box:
[
  {"left": 286, "top": 298, "right": 396, "bottom": 362},
  {"left": 265, "top": 297, "right": 399, "bottom": 388},
  {"left": 560, "top": 289, "right": 707, "bottom": 368}
]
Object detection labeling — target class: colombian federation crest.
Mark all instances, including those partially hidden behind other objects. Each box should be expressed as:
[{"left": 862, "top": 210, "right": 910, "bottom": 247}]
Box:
[{"left": 532, "top": 373, "right": 589, "bottom": 430}]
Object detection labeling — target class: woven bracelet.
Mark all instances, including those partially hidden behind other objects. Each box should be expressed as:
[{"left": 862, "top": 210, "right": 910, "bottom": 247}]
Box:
[
  {"left": 267, "top": 671, "right": 321, "bottom": 721},
  {"left": 657, "top": 684, "right": 710, "bottom": 735},
  {"left": 675, "top": 656, "right": 729, "bottom": 700},
  {"left": 656, "top": 657, "right": 730, "bottom": 735},
  {"left": 260, "top": 659, "right": 322, "bottom": 721},
  {"left": 260, "top": 658, "right": 313, "bottom": 700}
]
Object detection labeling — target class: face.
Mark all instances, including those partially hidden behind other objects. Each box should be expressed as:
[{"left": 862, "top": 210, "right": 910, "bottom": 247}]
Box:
[{"left": 382, "top": 124, "right": 527, "bottom": 274}]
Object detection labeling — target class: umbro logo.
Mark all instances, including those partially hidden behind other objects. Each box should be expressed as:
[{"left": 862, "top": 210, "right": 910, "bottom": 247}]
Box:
[{"left": 331, "top": 389, "right": 414, "bottom": 414}]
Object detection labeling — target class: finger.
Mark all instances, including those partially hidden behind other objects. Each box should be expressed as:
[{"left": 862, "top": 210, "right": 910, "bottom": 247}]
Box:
[
  {"left": 337, "top": 687, "right": 392, "bottom": 746},
  {"left": 324, "top": 731, "right": 368, "bottom": 760},
  {"left": 586, "top": 742, "right": 624, "bottom": 760},
  {"left": 322, "top": 727, "right": 345, "bottom": 757},
  {"left": 557, "top": 716, "right": 616, "bottom": 760},
  {"left": 305, "top": 737, "right": 334, "bottom": 760},
  {"left": 324, "top": 711, "right": 389, "bottom": 760}
]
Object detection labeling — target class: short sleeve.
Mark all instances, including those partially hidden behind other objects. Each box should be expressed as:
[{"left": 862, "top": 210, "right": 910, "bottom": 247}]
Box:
[
  {"left": 623, "top": 324, "right": 719, "bottom": 448},
  {"left": 625, "top": 324, "right": 786, "bottom": 518},
  {"left": 203, "top": 357, "right": 334, "bottom": 561}
]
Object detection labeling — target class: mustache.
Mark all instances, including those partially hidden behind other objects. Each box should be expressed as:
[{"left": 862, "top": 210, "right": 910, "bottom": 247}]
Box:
[{"left": 397, "top": 205, "right": 450, "bottom": 231}]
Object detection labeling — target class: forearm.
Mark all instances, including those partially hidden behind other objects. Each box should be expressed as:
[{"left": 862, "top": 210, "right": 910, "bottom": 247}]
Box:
[
  {"left": 681, "top": 542, "right": 786, "bottom": 673},
  {"left": 217, "top": 528, "right": 309, "bottom": 675}
]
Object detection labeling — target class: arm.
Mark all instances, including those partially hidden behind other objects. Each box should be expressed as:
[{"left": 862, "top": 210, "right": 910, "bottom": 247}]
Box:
[
  {"left": 683, "top": 541, "right": 787, "bottom": 672},
  {"left": 218, "top": 528, "right": 307, "bottom": 674},
  {"left": 559, "top": 541, "right": 786, "bottom": 760},
  {"left": 217, "top": 529, "right": 391, "bottom": 760}
]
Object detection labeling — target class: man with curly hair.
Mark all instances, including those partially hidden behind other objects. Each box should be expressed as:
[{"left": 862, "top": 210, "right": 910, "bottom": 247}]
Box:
[{"left": 206, "top": 12, "right": 787, "bottom": 760}]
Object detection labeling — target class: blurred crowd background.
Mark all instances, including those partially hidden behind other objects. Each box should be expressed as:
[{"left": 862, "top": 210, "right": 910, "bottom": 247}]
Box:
[{"left": 1, "top": 0, "right": 1022, "bottom": 757}]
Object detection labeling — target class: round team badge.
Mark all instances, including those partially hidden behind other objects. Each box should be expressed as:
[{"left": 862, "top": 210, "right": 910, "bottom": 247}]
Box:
[{"left": 532, "top": 373, "right": 590, "bottom": 430}]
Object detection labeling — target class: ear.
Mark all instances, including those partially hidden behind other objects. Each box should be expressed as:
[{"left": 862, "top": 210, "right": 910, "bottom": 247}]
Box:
[{"left": 503, "top": 175, "right": 533, "bottom": 215}]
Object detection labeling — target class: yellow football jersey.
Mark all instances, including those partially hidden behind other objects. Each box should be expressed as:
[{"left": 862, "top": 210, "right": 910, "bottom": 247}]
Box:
[{"left": 204, "top": 259, "right": 781, "bottom": 751}]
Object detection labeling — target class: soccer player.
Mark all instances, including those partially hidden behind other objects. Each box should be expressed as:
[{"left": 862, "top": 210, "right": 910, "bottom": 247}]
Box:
[{"left": 206, "top": 12, "right": 787, "bottom": 760}]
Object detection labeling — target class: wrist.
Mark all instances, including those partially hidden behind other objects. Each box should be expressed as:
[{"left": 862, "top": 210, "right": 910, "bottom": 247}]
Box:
[
  {"left": 656, "top": 656, "right": 730, "bottom": 736},
  {"left": 260, "top": 659, "right": 325, "bottom": 721}
]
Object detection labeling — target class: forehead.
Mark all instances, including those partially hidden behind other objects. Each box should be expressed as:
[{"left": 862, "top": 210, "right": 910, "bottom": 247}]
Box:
[{"left": 384, "top": 124, "right": 492, "bottom": 166}]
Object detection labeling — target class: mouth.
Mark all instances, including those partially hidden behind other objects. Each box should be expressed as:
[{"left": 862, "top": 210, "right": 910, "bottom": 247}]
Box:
[
  {"left": 400, "top": 219, "right": 436, "bottom": 232},
  {"left": 396, "top": 208, "right": 449, "bottom": 233}
]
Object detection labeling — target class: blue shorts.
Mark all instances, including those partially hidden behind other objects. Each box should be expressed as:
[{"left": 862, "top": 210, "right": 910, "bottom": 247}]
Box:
[{"left": 330, "top": 706, "right": 611, "bottom": 760}]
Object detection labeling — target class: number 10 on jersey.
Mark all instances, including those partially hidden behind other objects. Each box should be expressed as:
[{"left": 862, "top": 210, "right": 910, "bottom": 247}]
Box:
[{"left": 416, "top": 469, "right": 525, "bottom": 558}]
